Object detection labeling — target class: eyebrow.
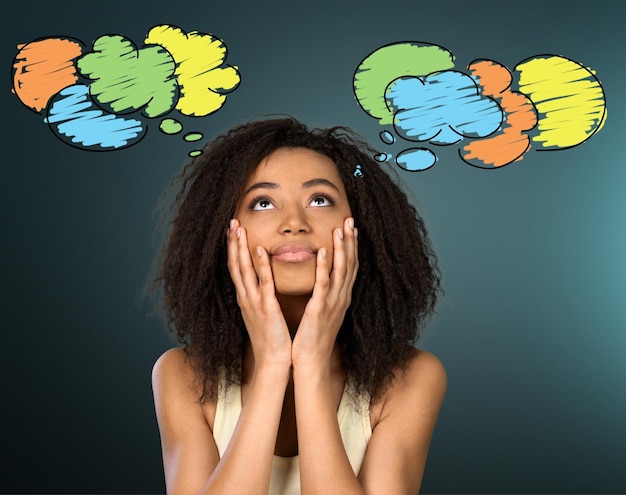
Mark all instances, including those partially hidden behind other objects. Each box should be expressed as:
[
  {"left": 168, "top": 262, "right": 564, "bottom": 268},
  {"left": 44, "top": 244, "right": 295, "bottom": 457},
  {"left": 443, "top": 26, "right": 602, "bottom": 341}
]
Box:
[{"left": 242, "top": 178, "right": 340, "bottom": 196}]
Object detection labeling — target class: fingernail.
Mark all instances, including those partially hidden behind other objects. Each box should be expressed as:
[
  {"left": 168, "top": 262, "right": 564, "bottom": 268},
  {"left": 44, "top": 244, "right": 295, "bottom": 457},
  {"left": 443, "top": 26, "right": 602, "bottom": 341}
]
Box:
[
  {"left": 320, "top": 248, "right": 327, "bottom": 258},
  {"left": 236, "top": 228, "right": 241, "bottom": 239},
  {"left": 256, "top": 246, "right": 263, "bottom": 257},
  {"left": 337, "top": 228, "right": 344, "bottom": 240},
  {"left": 348, "top": 217, "right": 354, "bottom": 229},
  {"left": 230, "top": 219, "right": 235, "bottom": 230},
  {"left": 354, "top": 228, "right": 358, "bottom": 238}
]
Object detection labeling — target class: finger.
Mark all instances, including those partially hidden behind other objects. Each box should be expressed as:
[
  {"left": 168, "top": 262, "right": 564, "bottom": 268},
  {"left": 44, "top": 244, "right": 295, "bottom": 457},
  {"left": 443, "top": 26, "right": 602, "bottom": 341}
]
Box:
[
  {"left": 312, "top": 247, "right": 330, "bottom": 300},
  {"left": 237, "top": 226, "right": 260, "bottom": 297},
  {"left": 350, "top": 226, "right": 359, "bottom": 287},
  {"left": 227, "top": 219, "right": 246, "bottom": 293},
  {"left": 255, "top": 245, "right": 277, "bottom": 302},
  {"left": 329, "top": 226, "right": 347, "bottom": 297},
  {"left": 343, "top": 217, "right": 358, "bottom": 288}
]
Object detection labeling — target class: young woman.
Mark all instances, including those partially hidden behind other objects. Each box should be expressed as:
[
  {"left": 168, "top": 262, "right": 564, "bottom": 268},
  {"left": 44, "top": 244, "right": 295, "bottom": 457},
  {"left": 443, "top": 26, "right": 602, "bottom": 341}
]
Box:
[{"left": 149, "top": 116, "right": 447, "bottom": 494}]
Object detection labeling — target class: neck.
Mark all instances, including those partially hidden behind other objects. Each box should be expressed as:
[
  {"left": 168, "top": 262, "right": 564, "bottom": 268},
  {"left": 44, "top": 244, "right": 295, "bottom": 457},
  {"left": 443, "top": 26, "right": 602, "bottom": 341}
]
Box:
[{"left": 275, "top": 292, "right": 310, "bottom": 337}]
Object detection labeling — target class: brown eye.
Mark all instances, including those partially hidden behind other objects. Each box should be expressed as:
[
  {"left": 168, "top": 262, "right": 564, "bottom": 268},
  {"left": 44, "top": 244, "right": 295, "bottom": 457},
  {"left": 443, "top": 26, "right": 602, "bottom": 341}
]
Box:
[
  {"left": 250, "top": 197, "right": 276, "bottom": 211},
  {"left": 309, "top": 194, "right": 335, "bottom": 207}
]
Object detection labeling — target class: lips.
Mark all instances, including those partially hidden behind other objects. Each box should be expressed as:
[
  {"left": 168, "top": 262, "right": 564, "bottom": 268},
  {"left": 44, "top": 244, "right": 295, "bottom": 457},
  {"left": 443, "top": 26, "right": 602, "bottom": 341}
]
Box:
[{"left": 270, "top": 242, "right": 317, "bottom": 263}]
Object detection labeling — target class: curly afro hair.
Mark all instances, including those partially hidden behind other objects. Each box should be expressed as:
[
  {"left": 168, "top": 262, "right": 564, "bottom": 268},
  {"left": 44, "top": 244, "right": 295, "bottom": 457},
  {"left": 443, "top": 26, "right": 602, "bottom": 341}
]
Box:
[{"left": 148, "top": 115, "right": 441, "bottom": 404}]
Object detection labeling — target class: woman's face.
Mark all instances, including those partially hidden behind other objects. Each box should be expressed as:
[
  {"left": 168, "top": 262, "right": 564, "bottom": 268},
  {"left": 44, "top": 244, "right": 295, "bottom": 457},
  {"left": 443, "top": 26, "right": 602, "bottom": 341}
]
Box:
[{"left": 233, "top": 147, "right": 352, "bottom": 296}]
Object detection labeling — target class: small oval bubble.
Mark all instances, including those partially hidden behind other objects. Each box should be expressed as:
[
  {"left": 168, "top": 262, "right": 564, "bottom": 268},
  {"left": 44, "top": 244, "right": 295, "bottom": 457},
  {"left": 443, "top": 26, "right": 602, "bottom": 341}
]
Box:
[
  {"left": 396, "top": 148, "right": 437, "bottom": 172},
  {"left": 159, "top": 118, "right": 183, "bottom": 135},
  {"left": 374, "top": 153, "right": 390, "bottom": 162},
  {"left": 184, "top": 132, "right": 203, "bottom": 142},
  {"left": 380, "top": 130, "right": 395, "bottom": 145},
  {"left": 188, "top": 150, "right": 203, "bottom": 158}
]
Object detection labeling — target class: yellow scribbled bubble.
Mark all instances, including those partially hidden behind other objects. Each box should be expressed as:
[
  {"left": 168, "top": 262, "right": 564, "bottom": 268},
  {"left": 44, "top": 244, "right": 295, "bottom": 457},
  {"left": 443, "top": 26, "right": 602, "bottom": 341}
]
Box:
[
  {"left": 146, "top": 25, "right": 240, "bottom": 117},
  {"left": 516, "top": 55, "right": 606, "bottom": 149}
]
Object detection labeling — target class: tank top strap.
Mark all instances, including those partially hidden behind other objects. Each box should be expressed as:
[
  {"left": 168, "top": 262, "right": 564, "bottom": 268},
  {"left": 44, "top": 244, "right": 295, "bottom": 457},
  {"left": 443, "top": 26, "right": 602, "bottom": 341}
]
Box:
[
  {"left": 213, "top": 374, "right": 241, "bottom": 458},
  {"left": 337, "top": 383, "right": 372, "bottom": 475}
]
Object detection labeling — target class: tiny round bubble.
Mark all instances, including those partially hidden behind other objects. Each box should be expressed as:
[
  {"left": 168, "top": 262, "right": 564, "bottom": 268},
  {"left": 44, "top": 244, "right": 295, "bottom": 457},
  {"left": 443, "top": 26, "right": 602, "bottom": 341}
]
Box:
[
  {"left": 380, "top": 130, "right": 395, "bottom": 145},
  {"left": 159, "top": 118, "right": 183, "bottom": 134}
]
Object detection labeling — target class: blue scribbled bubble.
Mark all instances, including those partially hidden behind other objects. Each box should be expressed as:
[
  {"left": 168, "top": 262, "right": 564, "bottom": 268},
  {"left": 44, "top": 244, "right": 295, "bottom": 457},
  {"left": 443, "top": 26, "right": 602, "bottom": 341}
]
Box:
[
  {"left": 44, "top": 84, "right": 146, "bottom": 150},
  {"left": 374, "top": 152, "right": 391, "bottom": 162},
  {"left": 385, "top": 72, "right": 503, "bottom": 145},
  {"left": 380, "top": 130, "right": 395, "bottom": 145},
  {"left": 396, "top": 148, "right": 437, "bottom": 171}
]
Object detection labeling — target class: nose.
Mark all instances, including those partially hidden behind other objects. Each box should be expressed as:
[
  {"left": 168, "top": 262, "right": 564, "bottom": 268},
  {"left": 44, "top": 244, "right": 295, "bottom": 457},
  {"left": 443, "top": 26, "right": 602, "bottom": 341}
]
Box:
[{"left": 279, "top": 203, "right": 311, "bottom": 234}]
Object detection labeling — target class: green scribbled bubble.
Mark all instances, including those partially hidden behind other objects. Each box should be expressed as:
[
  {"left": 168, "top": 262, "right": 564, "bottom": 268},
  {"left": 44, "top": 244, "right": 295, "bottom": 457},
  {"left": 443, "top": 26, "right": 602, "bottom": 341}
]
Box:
[
  {"left": 189, "top": 150, "right": 203, "bottom": 157},
  {"left": 159, "top": 118, "right": 183, "bottom": 134},
  {"left": 184, "top": 132, "right": 203, "bottom": 142},
  {"left": 353, "top": 42, "right": 455, "bottom": 125},
  {"left": 77, "top": 35, "right": 178, "bottom": 118}
]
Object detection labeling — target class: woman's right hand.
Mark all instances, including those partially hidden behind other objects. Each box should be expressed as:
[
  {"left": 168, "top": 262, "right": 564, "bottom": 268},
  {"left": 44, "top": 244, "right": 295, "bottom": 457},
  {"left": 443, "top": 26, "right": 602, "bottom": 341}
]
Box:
[{"left": 227, "top": 219, "right": 292, "bottom": 371}]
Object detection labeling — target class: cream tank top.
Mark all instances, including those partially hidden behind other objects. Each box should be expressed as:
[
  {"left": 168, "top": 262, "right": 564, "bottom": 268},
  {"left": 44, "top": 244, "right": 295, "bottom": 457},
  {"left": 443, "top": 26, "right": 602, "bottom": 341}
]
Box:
[{"left": 213, "top": 380, "right": 372, "bottom": 495}]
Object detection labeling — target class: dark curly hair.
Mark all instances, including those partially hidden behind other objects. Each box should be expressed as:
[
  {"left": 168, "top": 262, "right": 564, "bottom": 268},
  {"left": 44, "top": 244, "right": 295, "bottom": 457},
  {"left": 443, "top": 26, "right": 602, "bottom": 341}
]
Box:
[{"left": 147, "top": 115, "right": 441, "bottom": 404}]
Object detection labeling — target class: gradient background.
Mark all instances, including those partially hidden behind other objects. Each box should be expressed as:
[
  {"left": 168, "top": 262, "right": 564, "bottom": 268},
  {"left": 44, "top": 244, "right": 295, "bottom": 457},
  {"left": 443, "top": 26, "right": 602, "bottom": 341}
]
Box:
[{"left": 1, "top": 1, "right": 624, "bottom": 493}]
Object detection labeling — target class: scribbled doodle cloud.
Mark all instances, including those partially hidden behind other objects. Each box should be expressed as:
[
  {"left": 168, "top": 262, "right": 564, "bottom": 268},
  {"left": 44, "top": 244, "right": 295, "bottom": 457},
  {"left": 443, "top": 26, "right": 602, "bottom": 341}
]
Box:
[
  {"left": 386, "top": 72, "right": 503, "bottom": 145},
  {"left": 46, "top": 85, "right": 146, "bottom": 148},
  {"left": 145, "top": 25, "right": 240, "bottom": 117},
  {"left": 353, "top": 42, "right": 607, "bottom": 171},
  {"left": 13, "top": 38, "right": 84, "bottom": 113},
  {"left": 354, "top": 42, "right": 455, "bottom": 126},
  {"left": 515, "top": 55, "right": 606, "bottom": 150},
  {"left": 12, "top": 25, "right": 240, "bottom": 155},
  {"left": 462, "top": 59, "right": 537, "bottom": 168},
  {"left": 77, "top": 34, "right": 178, "bottom": 118}
]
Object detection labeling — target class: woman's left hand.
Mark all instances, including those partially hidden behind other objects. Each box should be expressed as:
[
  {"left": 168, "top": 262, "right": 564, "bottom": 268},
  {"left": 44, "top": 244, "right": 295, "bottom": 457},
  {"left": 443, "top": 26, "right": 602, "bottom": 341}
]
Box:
[{"left": 292, "top": 217, "right": 359, "bottom": 369}]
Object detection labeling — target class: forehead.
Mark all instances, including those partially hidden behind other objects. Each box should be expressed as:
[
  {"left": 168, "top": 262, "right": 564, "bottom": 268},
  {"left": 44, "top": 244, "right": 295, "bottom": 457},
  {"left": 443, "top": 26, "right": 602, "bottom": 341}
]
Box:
[{"left": 245, "top": 147, "right": 343, "bottom": 186}]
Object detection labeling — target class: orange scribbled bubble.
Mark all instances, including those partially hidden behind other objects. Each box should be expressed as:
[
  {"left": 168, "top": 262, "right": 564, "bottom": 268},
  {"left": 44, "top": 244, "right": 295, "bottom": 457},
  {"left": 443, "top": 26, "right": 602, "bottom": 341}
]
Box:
[
  {"left": 13, "top": 38, "right": 83, "bottom": 113},
  {"left": 462, "top": 60, "right": 537, "bottom": 168}
]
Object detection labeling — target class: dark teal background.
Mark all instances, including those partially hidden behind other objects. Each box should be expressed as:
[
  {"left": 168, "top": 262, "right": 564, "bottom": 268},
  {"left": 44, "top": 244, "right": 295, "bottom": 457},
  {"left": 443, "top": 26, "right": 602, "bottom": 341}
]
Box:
[{"left": 2, "top": 1, "right": 624, "bottom": 493}]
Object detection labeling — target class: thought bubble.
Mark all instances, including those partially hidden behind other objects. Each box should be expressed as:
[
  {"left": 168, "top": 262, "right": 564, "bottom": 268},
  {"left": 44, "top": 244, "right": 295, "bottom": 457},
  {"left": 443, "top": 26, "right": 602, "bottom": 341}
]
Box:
[
  {"left": 380, "top": 130, "right": 395, "bottom": 144},
  {"left": 45, "top": 85, "right": 146, "bottom": 149},
  {"left": 159, "top": 118, "right": 183, "bottom": 134},
  {"left": 145, "top": 25, "right": 241, "bottom": 117},
  {"left": 461, "top": 59, "right": 537, "bottom": 169},
  {"left": 515, "top": 55, "right": 606, "bottom": 150},
  {"left": 12, "top": 37, "right": 84, "bottom": 113},
  {"left": 396, "top": 148, "right": 437, "bottom": 172},
  {"left": 183, "top": 132, "right": 203, "bottom": 142},
  {"left": 386, "top": 72, "right": 503, "bottom": 145},
  {"left": 77, "top": 34, "right": 178, "bottom": 117},
  {"left": 354, "top": 42, "right": 455, "bottom": 126},
  {"left": 353, "top": 42, "right": 606, "bottom": 171},
  {"left": 12, "top": 25, "right": 241, "bottom": 155}
]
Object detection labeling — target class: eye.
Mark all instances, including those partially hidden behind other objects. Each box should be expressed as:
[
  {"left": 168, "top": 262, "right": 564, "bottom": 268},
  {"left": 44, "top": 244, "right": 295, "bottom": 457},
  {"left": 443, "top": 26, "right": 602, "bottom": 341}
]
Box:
[
  {"left": 309, "top": 193, "right": 335, "bottom": 207},
  {"left": 249, "top": 197, "right": 276, "bottom": 211}
]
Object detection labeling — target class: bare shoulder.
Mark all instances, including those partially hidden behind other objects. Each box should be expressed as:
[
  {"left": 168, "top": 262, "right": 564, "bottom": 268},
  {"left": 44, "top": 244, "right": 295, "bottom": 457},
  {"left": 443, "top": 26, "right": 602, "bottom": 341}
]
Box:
[
  {"left": 152, "top": 346, "right": 193, "bottom": 386},
  {"left": 379, "top": 347, "right": 447, "bottom": 418},
  {"left": 152, "top": 346, "right": 204, "bottom": 416},
  {"left": 152, "top": 346, "right": 218, "bottom": 429},
  {"left": 401, "top": 347, "right": 447, "bottom": 390}
]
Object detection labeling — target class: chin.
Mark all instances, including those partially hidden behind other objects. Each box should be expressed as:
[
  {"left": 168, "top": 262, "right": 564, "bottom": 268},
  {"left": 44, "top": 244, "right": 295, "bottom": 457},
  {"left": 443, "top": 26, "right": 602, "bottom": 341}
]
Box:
[
  {"left": 272, "top": 263, "right": 315, "bottom": 296},
  {"left": 275, "top": 286, "right": 314, "bottom": 297}
]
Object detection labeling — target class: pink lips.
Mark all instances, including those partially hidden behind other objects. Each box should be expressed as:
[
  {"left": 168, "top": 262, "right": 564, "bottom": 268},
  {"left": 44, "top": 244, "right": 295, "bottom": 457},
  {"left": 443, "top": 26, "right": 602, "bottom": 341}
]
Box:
[{"left": 270, "top": 242, "right": 317, "bottom": 263}]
